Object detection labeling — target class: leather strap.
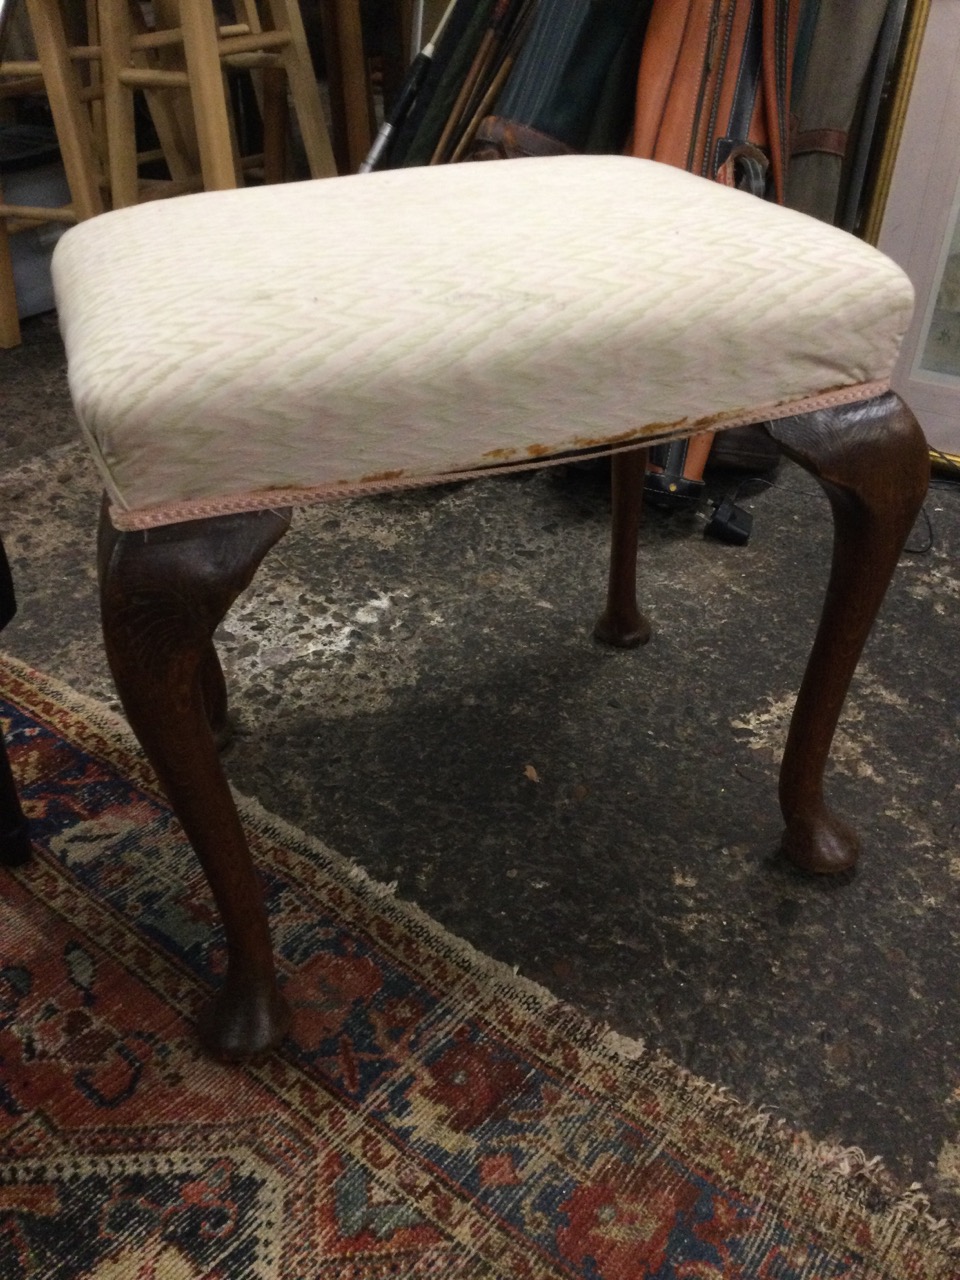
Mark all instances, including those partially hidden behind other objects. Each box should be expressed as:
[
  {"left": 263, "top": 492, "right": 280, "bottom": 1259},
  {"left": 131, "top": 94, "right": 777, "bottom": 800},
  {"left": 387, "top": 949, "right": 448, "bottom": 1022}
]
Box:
[
  {"left": 725, "top": 0, "right": 764, "bottom": 150},
  {"left": 469, "top": 116, "right": 576, "bottom": 160},
  {"left": 631, "top": 0, "right": 799, "bottom": 203},
  {"left": 791, "top": 126, "right": 848, "bottom": 158},
  {"left": 762, "top": 0, "right": 801, "bottom": 202},
  {"left": 713, "top": 0, "right": 767, "bottom": 195},
  {"left": 716, "top": 140, "right": 769, "bottom": 196}
]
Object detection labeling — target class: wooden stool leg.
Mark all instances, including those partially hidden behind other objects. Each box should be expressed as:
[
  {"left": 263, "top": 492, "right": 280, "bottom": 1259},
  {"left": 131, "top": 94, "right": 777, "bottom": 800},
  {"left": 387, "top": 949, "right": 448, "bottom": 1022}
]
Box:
[
  {"left": 0, "top": 207, "right": 21, "bottom": 349},
  {"left": 98, "top": 503, "right": 292, "bottom": 1060},
  {"left": 594, "top": 448, "right": 652, "bottom": 648},
  {"left": 265, "top": 0, "right": 337, "bottom": 178},
  {"left": 99, "top": 0, "right": 141, "bottom": 208},
  {"left": 0, "top": 531, "right": 29, "bottom": 863},
  {"left": 765, "top": 391, "right": 929, "bottom": 874},
  {"left": 0, "top": 736, "right": 30, "bottom": 867},
  {"left": 178, "top": 0, "right": 240, "bottom": 190},
  {"left": 24, "top": 0, "right": 103, "bottom": 218},
  {"left": 0, "top": 529, "right": 28, "bottom": 863},
  {"left": 260, "top": 62, "right": 290, "bottom": 184},
  {"left": 133, "top": 0, "right": 202, "bottom": 187},
  {"left": 319, "top": 0, "right": 373, "bottom": 174}
]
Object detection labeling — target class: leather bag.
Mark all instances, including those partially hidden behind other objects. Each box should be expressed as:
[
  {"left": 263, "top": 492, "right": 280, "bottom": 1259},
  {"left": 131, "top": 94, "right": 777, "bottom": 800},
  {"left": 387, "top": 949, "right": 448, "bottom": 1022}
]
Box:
[
  {"left": 469, "top": 0, "right": 651, "bottom": 158},
  {"left": 629, "top": 0, "right": 801, "bottom": 504},
  {"left": 786, "top": 0, "right": 891, "bottom": 225},
  {"left": 629, "top": 0, "right": 800, "bottom": 199}
]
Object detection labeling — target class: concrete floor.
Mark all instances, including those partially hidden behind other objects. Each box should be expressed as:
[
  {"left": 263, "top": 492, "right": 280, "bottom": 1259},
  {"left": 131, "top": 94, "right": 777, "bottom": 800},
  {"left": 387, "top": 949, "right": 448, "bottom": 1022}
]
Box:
[{"left": 2, "top": 311, "right": 960, "bottom": 1219}]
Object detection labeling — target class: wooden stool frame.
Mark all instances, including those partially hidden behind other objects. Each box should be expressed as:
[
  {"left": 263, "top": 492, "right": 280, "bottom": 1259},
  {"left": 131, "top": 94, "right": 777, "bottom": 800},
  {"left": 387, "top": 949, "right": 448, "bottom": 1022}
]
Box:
[
  {"left": 0, "top": 0, "right": 104, "bottom": 347},
  {"left": 35, "top": 391, "right": 924, "bottom": 1062},
  {"left": 99, "top": 0, "right": 336, "bottom": 209}
]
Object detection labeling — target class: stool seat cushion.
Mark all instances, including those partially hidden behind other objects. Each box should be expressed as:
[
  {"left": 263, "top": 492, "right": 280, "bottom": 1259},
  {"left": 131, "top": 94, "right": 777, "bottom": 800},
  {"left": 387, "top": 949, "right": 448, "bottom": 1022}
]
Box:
[{"left": 52, "top": 155, "right": 914, "bottom": 531}]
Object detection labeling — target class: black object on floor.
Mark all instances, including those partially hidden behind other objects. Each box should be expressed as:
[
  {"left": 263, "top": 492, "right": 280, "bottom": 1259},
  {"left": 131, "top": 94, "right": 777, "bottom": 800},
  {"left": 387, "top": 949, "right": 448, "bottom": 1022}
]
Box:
[{"left": 0, "top": 535, "right": 30, "bottom": 866}]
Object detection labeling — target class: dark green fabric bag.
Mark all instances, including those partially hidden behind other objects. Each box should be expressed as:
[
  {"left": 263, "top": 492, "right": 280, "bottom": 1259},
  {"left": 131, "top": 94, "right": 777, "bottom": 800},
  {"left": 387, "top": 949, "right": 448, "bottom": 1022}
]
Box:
[
  {"left": 488, "top": 0, "right": 651, "bottom": 154},
  {"left": 786, "top": 0, "right": 891, "bottom": 224}
]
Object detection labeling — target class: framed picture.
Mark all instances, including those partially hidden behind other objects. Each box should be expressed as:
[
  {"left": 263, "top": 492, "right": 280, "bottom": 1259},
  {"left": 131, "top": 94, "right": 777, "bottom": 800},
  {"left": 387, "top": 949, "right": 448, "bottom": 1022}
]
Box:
[{"left": 876, "top": 0, "right": 960, "bottom": 456}]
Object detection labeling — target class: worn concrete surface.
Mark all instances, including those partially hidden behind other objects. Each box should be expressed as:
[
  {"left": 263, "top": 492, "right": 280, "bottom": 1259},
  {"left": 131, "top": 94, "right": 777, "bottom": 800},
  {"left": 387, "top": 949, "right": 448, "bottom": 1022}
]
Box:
[{"left": 2, "top": 312, "right": 960, "bottom": 1218}]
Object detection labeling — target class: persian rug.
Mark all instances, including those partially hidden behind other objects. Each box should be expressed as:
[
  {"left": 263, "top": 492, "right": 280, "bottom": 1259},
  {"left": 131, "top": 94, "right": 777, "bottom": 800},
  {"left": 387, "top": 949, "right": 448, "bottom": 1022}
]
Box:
[{"left": 0, "top": 652, "right": 957, "bottom": 1280}]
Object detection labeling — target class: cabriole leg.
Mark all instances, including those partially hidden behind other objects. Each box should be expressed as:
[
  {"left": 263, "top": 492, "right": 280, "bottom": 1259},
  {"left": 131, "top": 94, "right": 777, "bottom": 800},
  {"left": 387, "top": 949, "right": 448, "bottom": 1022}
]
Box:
[
  {"left": 594, "top": 447, "right": 652, "bottom": 648},
  {"left": 98, "top": 504, "right": 292, "bottom": 1059},
  {"left": 0, "top": 737, "right": 30, "bottom": 867},
  {"left": 765, "top": 392, "right": 929, "bottom": 873}
]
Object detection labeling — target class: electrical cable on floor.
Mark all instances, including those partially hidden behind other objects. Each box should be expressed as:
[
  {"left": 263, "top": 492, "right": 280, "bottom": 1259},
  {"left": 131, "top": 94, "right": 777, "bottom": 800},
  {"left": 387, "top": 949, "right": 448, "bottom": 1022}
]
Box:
[
  {"left": 704, "top": 455, "right": 959, "bottom": 555},
  {"left": 902, "top": 506, "right": 934, "bottom": 555}
]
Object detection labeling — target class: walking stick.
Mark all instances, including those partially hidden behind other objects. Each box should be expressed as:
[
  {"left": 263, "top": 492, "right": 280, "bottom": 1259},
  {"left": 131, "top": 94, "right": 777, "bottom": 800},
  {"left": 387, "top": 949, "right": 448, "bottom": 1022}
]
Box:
[
  {"left": 360, "top": 0, "right": 460, "bottom": 172},
  {"left": 452, "top": 0, "right": 647, "bottom": 161},
  {"left": 446, "top": 0, "right": 539, "bottom": 161},
  {"left": 409, "top": 0, "right": 425, "bottom": 58},
  {"left": 429, "top": 0, "right": 526, "bottom": 163}
]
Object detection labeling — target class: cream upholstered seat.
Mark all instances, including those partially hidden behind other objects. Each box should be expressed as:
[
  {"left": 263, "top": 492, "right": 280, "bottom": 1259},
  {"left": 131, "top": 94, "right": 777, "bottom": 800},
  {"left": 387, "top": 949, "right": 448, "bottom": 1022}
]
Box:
[
  {"left": 53, "top": 155, "right": 912, "bottom": 530},
  {"left": 47, "top": 154, "right": 930, "bottom": 1061}
]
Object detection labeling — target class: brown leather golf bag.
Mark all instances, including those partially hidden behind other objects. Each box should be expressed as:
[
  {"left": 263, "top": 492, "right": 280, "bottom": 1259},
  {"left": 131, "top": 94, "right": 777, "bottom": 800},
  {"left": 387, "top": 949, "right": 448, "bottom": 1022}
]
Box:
[{"left": 631, "top": 0, "right": 801, "bottom": 506}]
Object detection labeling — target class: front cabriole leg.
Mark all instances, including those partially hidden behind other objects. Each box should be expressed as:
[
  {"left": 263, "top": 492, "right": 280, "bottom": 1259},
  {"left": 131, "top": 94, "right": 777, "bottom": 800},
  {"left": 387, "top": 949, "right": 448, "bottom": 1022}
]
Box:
[
  {"left": 765, "top": 392, "right": 929, "bottom": 873},
  {"left": 98, "top": 504, "right": 292, "bottom": 1059}
]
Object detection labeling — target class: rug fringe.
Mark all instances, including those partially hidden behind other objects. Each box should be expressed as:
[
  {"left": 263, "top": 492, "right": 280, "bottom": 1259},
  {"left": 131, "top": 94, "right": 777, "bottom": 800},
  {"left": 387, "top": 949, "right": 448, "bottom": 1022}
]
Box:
[{"left": 658, "top": 1063, "right": 960, "bottom": 1254}]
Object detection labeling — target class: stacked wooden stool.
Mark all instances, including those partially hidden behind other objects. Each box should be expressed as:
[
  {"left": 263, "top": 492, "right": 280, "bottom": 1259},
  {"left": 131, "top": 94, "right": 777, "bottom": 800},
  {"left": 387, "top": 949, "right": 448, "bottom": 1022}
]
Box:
[
  {"left": 1, "top": 0, "right": 341, "bottom": 345},
  {"left": 98, "top": 0, "right": 336, "bottom": 208},
  {"left": 0, "top": 0, "right": 104, "bottom": 347}
]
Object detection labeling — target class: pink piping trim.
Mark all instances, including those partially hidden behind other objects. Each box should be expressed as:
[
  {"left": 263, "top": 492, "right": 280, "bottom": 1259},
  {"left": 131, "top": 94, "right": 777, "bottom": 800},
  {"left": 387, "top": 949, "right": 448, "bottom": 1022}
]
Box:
[{"left": 108, "top": 380, "right": 891, "bottom": 531}]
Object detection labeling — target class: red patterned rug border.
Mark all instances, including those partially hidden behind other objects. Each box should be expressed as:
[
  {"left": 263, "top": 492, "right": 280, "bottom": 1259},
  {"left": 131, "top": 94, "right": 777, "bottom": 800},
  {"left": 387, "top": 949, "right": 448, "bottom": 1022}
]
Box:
[{"left": 3, "top": 649, "right": 958, "bottom": 1277}]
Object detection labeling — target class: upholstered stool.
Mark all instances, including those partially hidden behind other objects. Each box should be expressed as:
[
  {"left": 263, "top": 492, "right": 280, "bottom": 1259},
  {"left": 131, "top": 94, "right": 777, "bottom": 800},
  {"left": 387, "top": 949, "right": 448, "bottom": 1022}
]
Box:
[{"left": 51, "top": 155, "right": 929, "bottom": 1060}]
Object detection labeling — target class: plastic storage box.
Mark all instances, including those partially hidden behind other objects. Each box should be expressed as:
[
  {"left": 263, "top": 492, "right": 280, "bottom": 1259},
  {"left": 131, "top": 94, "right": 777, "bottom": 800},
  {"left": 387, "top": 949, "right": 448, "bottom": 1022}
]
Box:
[{"left": 0, "top": 124, "right": 71, "bottom": 319}]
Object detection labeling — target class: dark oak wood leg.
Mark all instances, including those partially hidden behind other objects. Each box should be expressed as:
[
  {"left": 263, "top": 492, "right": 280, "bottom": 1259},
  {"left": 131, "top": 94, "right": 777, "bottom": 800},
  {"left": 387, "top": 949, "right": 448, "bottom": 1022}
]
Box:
[
  {"left": 200, "top": 643, "right": 231, "bottom": 750},
  {"left": 594, "top": 448, "right": 652, "bottom": 648},
  {"left": 765, "top": 392, "right": 929, "bottom": 873},
  {"left": 98, "top": 504, "right": 292, "bottom": 1059},
  {"left": 0, "top": 737, "right": 30, "bottom": 867},
  {"left": 0, "top": 535, "right": 29, "bottom": 866}
]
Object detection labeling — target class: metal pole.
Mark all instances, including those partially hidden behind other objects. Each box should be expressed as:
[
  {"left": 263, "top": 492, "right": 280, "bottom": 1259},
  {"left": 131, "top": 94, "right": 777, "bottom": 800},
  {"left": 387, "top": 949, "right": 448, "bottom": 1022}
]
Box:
[
  {"left": 0, "top": 0, "right": 18, "bottom": 59},
  {"left": 410, "top": 0, "right": 425, "bottom": 58}
]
